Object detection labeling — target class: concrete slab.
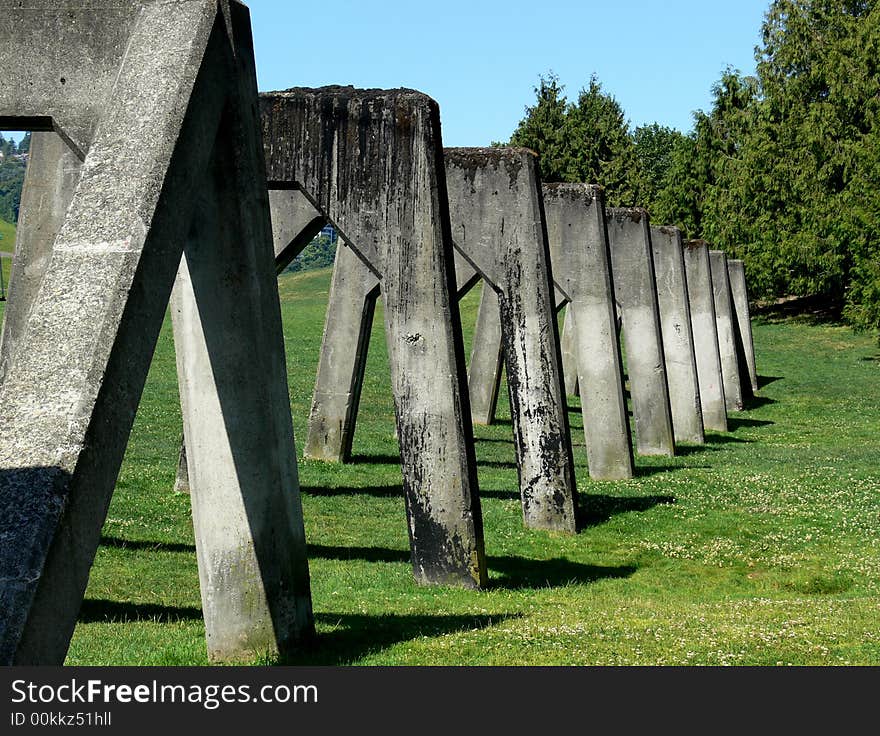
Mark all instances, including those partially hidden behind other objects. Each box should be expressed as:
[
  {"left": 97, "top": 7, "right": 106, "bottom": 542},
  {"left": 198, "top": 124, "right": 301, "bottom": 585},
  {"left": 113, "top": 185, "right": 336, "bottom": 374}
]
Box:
[
  {"left": 651, "top": 225, "right": 704, "bottom": 444},
  {"left": 709, "top": 250, "right": 744, "bottom": 412},
  {"left": 727, "top": 259, "right": 759, "bottom": 394},
  {"left": 606, "top": 208, "right": 675, "bottom": 457}
]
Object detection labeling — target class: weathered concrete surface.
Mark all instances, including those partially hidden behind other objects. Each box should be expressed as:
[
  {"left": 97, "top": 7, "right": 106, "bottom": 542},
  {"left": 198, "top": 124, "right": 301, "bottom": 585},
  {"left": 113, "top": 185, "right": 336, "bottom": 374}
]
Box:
[
  {"left": 444, "top": 147, "right": 577, "bottom": 533},
  {"left": 727, "top": 259, "right": 759, "bottom": 394},
  {"left": 559, "top": 307, "right": 580, "bottom": 397},
  {"left": 303, "top": 241, "right": 380, "bottom": 462},
  {"left": 607, "top": 208, "right": 675, "bottom": 457},
  {"left": 0, "top": 132, "right": 81, "bottom": 384},
  {"left": 0, "top": 0, "right": 313, "bottom": 665},
  {"left": 682, "top": 240, "right": 728, "bottom": 432},
  {"left": 651, "top": 226, "right": 704, "bottom": 445},
  {"left": 466, "top": 283, "right": 505, "bottom": 427},
  {"left": 261, "top": 86, "right": 487, "bottom": 588},
  {"left": 543, "top": 184, "right": 634, "bottom": 479},
  {"left": 709, "top": 249, "right": 744, "bottom": 412}
]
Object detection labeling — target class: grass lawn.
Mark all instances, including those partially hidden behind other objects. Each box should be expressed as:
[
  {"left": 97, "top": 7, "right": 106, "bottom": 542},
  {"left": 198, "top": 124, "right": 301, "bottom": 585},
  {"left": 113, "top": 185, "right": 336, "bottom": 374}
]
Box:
[
  {"left": 0, "top": 218, "right": 13, "bottom": 297},
  {"left": 3, "top": 265, "right": 879, "bottom": 665}
]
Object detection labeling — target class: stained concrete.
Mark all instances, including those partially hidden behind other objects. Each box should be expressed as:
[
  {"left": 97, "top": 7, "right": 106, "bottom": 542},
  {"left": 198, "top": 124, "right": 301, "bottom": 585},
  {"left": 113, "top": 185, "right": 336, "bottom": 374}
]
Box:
[
  {"left": 606, "top": 208, "right": 675, "bottom": 457},
  {"left": 559, "top": 307, "right": 580, "bottom": 397},
  {"left": 682, "top": 240, "right": 728, "bottom": 432},
  {"left": 651, "top": 226, "right": 704, "bottom": 445},
  {"left": 727, "top": 259, "right": 759, "bottom": 394},
  {"left": 261, "top": 86, "right": 487, "bottom": 588},
  {"left": 444, "top": 147, "right": 577, "bottom": 533},
  {"left": 0, "top": 0, "right": 313, "bottom": 665},
  {"left": 709, "top": 250, "right": 744, "bottom": 412}
]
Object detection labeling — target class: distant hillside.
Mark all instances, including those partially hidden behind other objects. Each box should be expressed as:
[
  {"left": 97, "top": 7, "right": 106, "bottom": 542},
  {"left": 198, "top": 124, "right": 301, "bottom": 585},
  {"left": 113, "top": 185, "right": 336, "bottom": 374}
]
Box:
[{"left": 0, "top": 132, "right": 29, "bottom": 224}]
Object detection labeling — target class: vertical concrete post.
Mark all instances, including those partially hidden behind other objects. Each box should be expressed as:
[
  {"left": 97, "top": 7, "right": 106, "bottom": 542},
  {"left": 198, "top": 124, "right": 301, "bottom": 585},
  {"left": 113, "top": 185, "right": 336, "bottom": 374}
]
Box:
[
  {"left": 262, "top": 87, "right": 486, "bottom": 588},
  {"left": 543, "top": 184, "right": 634, "bottom": 480},
  {"left": 466, "top": 284, "right": 505, "bottom": 427},
  {"left": 727, "top": 259, "right": 759, "bottom": 394},
  {"left": 651, "top": 226, "right": 704, "bottom": 445},
  {"left": 682, "top": 240, "right": 728, "bottom": 432},
  {"left": 709, "top": 250, "right": 744, "bottom": 412},
  {"left": 607, "top": 208, "right": 675, "bottom": 457},
  {"left": 0, "top": 132, "right": 81, "bottom": 384},
  {"left": 444, "top": 148, "right": 576, "bottom": 533},
  {"left": 303, "top": 242, "right": 380, "bottom": 461}
]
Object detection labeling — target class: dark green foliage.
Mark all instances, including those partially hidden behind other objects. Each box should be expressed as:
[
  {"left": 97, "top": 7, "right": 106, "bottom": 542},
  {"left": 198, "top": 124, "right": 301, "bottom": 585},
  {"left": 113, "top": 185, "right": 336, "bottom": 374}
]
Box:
[
  {"left": 284, "top": 233, "right": 337, "bottom": 273},
  {"left": 0, "top": 133, "right": 28, "bottom": 225}
]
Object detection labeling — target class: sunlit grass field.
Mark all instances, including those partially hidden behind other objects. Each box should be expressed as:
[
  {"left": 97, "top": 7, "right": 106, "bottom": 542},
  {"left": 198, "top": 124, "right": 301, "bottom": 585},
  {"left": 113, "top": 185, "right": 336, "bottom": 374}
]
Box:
[{"left": 4, "top": 265, "right": 879, "bottom": 665}]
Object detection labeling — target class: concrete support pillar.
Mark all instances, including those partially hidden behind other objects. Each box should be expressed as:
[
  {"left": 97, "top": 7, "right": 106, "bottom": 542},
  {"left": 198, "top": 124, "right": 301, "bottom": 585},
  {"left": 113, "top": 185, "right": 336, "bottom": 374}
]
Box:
[
  {"left": 444, "top": 148, "right": 576, "bottom": 533},
  {"left": 727, "top": 259, "right": 759, "bottom": 394},
  {"left": 709, "top": 250, "right": 744, "bottom": 412},
  {"left": 0, "top": 132, "right": 81, "bottom": 384},
  {"left": 466, "top": 284, "right": 504, "bottom": 427},
  {"left": 0, "top": 1, "right": 313, "bottom": 664},
  {"left": 543, "top": 185, "right": 634, "bottom": 479},
  {"left": 304, "top": 241, "right": 380, "bottom": 461},
  {"left": 560, "top": 306, "right": 580, "bottom": 397},
  {"left": 682, "top": 241, "right": 728, "bottom": 432},
  {"left": 607, "top": 208, "right": 675, "bottom": 457},
  {"left": 262, "top": 87, "right": 486, "bottom": 588},
  {"left": 651, "top": 226, "right": 704, "bottom": 445}
]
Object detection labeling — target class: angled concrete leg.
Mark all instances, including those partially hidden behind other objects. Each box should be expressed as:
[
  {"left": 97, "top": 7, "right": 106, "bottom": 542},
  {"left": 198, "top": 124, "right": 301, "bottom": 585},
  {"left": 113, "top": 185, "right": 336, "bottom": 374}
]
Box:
[
  {"left": 445, "top": 148, "right": 576, "bottom": 533},
  {"left": 467, "top": 283, "right": 505, "bottom": 426},
  {"left": 560, "top": 306, "right": 580, "bottom": 397},
  {"left": 607, "top": 208, "right": 675, "bottom": 457},
  {"left": 543, "top": 184, "right": 634, "bottom": 480},
  {"left": 0, "top": 132, "right": 81, "bottom": 383},
  {"left": 727, "top": 259, "right": 759, "bottom": 394},
  {"left": 683, "top": 240, "right": 728, "bottom": 432},
  {"left": 304, "top": 241, "right": 379, "bottom": 462},
  {"left": 709, "top": 250, "right": 743, "bottom": 412},
  {"left": 262, "top": 87, "right": 486, "bottom": 587},
  {"left": 651, "top": 226, "right": 704, "bottom": 444}
]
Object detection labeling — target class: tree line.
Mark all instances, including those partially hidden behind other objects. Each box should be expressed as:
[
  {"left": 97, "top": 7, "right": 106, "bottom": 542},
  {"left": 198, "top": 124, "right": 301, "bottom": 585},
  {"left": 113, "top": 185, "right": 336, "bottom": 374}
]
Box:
[
  {"left": 504, "top": 0, "right": 880, "bottom": 334},
  {"left": 0, "top": 132, "right": 29, "bottom": 225}
]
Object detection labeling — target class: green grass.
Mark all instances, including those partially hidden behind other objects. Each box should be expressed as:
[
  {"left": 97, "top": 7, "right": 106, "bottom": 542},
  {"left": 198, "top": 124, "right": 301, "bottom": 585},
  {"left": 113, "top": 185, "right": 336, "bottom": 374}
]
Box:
[
  {"left": 0, "top": 218, "right": 13, "bottom": 295},
  {"left": 4, "top": 266, "right": 880, "bottom": 665}
]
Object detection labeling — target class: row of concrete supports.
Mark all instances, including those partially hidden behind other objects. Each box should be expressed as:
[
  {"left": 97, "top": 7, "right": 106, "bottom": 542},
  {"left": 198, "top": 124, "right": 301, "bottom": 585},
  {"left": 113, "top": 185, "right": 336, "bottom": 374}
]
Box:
[{"left": 0, "top": 1, "right": 758, "bottom": 666}]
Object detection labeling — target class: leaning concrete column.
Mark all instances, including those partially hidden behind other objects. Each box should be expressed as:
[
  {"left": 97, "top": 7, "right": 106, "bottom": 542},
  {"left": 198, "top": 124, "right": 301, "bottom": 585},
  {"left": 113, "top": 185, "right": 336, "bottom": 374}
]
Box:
[
  {"left": 682, "top": 240, "right": 728, "bottom": 432},
  {"left": 1, "top": 0, "right": 313, "bottom": 664},
  {"left": 466, "top": 284, "right": 505, "bottom": 427},
  {"left": 607, "top": 208, "right": 675, "bottom": 457},
  {"left": 0, "top": 132, "right": 81, "bottom": 384},
  {"left": 543, "top": 184, "right": 634, "bottom": 479},
  {"left": 727, "top": 259, "right": 759, "bottom": 394},
  {"left": 559, "top": 306, "right": 580, "bottom": 397},
  {"left": 304, "top": 241, "right": 380, "bottom": 461},
  {"left": 444, "top": 148, "right": 576, "bottom": 533},
  {"left": 262, "top": 87, "right": 486, "bottom": 588},
  {"left": 651, "top": 226, "right": 704, "bottom": 445},
  {"left": 709, "top": 249, "right": 744, "bottom": 412}
]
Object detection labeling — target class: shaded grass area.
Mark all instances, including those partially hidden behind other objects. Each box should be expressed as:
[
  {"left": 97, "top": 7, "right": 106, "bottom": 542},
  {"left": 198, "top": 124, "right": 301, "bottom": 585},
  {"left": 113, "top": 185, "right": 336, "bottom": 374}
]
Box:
[{"left": 5, "top": 265, "right": 868, "bottom": 666}]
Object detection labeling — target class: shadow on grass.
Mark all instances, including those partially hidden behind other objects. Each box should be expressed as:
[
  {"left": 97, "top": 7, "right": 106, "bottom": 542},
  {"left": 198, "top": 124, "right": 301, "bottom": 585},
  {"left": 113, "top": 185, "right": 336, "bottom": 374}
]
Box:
[
  {"left": 727, "top": 416, "right": 774, "bottom": 430},
  {"left": 742, "top": 395, "right": 777, "bottom": 410},
  {"left": 757, "top": 375, "right": 783, "bottom": 388},
  {"left": 703, "top": 432, "right": 753, "bottom": 445},
  {"left": 302, "top": 484, "right": 403, "bottom": 498},
  {"left": 348, "top": 453, "right": 401, "bottom": 466},
  {"left": 308, "top": 544, "right": 636, "bottom": 591},
  {"left": 100, "top": 536, "right": 195, "bottom": 554},
  {"left": 282, "top": 612, "right": 518, "bottom": 665},
  {"left": 78, "top": 599, "right": 202, "bottom": 624},
  {"left": 473, "top": 436, "right": 514, "bottom": 445},
  {"left": 577, "top": 493, "right": 675, "bottom": 528}
]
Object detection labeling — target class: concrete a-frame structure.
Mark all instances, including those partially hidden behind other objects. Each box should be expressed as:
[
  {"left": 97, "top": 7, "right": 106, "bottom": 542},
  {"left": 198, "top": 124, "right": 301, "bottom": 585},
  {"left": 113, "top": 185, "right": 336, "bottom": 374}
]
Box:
[
  {"left": 444, "top": 148, "right": 577, "bottom": 533},
  {"left": 261, "top": 87, "right": 488, "bottom": 588},
  {"left": 0, "top": 0, "right": 313, "bottom": 665}
]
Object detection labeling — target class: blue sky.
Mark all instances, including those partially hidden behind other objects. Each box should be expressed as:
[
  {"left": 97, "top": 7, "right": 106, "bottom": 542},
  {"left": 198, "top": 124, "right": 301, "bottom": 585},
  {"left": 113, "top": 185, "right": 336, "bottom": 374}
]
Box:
[{"left": 248, "top": 0, "right": 770, "bottom": 146}]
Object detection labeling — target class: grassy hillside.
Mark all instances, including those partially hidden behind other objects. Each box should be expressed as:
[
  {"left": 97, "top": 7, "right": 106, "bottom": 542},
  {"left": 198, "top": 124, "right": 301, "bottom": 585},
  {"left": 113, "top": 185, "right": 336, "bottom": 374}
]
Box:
[
  {"left": 2, "top": 266, "right": 878, "bottom": 665},
  {"left": 0, "top": 218, "right": 13, "bottom": 295}
]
